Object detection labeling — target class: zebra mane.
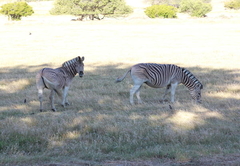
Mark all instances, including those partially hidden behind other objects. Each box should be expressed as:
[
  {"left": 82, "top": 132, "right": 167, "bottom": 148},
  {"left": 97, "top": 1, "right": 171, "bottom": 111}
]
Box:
[
  {"left": 62, "top": 57, "right": 79, "bottom": 67},
  {"left": 182, "top": 68, "right": 202, "bottom": 88}
]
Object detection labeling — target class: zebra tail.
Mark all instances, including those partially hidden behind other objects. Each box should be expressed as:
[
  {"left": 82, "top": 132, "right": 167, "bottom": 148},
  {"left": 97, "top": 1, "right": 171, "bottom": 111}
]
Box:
[
  {"left": 39, "top": 68, "right": 48, "bottom": 89},
  {"left": 41, "top": 76, "right": 48, "bottom": 89},
  {"left": 115, "top": 69, "right": 131, "bottom": 83}
]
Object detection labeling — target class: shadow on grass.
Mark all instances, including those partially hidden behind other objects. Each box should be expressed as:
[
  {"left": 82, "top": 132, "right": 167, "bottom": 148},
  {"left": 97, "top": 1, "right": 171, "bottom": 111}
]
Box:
[{"left": 0, "top": 63, "right": 240, "bottom": 163}]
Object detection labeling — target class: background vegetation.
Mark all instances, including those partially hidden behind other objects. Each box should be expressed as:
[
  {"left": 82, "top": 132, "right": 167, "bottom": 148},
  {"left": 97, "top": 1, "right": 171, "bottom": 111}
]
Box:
[
  {"left": 145, "top": 4, "right": 177, "bottom": 18},
  {"left": 0, "top": 0, "right": 214, "bottom": 20},
  {"left": 0, "top": 1, "right": 34, "bottom": 20},
  {"left": 224, "top": 0, "right": 240, "bottom": 10},
  {"left": 146, "top": 0, "right": 211, "bottom": 5},
  {"left": 50, "top": 0, "right": 133, "bottom": 20},
  {"left": 145, "top": 0, "right": 212, "bottom": 17},
  {"left": 179, "top": 0, "right": 212, "bottom": 17}
]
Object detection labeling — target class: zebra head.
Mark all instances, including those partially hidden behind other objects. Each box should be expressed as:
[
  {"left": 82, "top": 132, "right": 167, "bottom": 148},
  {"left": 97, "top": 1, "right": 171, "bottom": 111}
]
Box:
[
  {"left": 62, "top": 56, "right": 85, "bottom": 77},
  {"left": 76, "top": 56, "right": 84, "bottom": 77},
  {"left": 189, "top": 83, "right": 203, "bottom": 103}
]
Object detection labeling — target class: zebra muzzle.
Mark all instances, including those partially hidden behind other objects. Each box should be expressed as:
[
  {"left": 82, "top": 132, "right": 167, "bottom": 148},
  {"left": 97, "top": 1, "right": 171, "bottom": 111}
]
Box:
[{"left": 79, "top": 71, "right": 84, "bottom": 77}]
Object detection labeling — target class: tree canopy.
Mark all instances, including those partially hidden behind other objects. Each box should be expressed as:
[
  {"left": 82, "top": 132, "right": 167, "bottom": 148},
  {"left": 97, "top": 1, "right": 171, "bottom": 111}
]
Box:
[
  {"left": 0, "top": 2, "right": 34, "bottom": 21},
  {"left": 50, "top": 0, "right": 133, "bottom": 20}
]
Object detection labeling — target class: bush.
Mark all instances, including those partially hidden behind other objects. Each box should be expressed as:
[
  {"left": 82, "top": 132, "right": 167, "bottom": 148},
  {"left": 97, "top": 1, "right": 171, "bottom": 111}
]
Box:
[
  {"left": 180, "top": 0, "right": 212, "bottom": 17},
  {"left": 145, "top": 4, "right": 177, "bottom": 18},
  {"left": 224, "top": 0, "right": 240, "bottom": 9},
  {"left": 0, "top": 2, "right": 34, "bottom": 21}
]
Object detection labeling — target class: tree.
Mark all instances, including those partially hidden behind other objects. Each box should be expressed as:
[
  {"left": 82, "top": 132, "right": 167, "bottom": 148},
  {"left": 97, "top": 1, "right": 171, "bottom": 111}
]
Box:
[
  {"left": 0, "top": 2, "right": 34, "bottom": 21},
  {"left": 50, "top": 0, "right": 133, "bottom": 20}
]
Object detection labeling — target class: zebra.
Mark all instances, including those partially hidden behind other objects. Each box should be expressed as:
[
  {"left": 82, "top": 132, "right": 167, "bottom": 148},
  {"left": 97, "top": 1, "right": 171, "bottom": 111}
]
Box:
[
  {"left": 36, "top": 56, "right": 84, "bottom": 112},
  {"left": 116, "top": 63, "right": 203, "bottom": 105}
]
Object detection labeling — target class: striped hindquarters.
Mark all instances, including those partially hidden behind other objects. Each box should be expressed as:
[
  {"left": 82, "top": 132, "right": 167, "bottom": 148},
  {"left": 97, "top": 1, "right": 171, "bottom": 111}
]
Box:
[{"left": 136, "top": 63, "right": 182, "bottom": 87}]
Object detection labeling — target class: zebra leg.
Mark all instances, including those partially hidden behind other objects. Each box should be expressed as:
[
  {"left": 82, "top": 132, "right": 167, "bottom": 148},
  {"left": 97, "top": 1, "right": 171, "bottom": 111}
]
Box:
[
  {"left": 38, "top": 89, "right": 44, "bottom": 112},
  {"left": 162, "top": 84, "right": 171, "bottom": 101},
  {"left": 170, "top": 82, "right": 178, "bottom": 103},
  {"left": 49, "top": 89, "right": 57, "bottom": 112},
  {"left": 130, "top": 85, "right": 142, "bottom": 105},
  {"left": 136, "top": 88, "right": 142, "bottom": 104},
  {"left": 62, "top": 86, "right": 70, "bottom": 107}
]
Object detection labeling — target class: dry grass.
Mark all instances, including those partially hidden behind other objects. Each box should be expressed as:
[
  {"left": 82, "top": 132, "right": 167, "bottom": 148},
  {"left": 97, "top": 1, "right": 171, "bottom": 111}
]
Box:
[{"left": 0, "top": 2, "right": 240, "bottom": 165}]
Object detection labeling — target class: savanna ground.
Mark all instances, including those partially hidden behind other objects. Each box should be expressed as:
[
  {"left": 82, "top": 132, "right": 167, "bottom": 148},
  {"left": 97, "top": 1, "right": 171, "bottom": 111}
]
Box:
[{"left": 0, "top": 1, "right": 240, "bottom": 165}]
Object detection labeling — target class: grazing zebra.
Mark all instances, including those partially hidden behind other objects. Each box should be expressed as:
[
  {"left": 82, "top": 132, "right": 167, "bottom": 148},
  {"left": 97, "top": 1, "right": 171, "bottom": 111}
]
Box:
[
  {"left": 116, "top": 63, "right": 203, "bottom": 105},
  {"left": 36, "top": 56, "right": 84, "bottom": 112}
]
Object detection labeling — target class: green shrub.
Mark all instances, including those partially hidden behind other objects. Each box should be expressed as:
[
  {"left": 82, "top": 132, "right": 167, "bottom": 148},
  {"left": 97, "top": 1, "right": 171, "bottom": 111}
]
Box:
[
  {"left": 0, "top": 2, "right": 34, "bottom": 21},
  {"left": 145, "top": 0, "right": 210, "bottom": 7},
  {"left": 145, "top": 4, "right": 177, "bottom": 18},
  {"left": 180, "top": 0, "right": 212, "bottom": 17},
  {"left": 224, "top": 0, "right": 240, "bottom": 9}
]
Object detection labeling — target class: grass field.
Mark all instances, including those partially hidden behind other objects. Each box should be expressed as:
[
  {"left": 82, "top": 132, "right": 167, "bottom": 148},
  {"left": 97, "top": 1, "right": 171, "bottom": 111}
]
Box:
[{"left": 0, "top": 3, "right": 240, "bottom": 165}]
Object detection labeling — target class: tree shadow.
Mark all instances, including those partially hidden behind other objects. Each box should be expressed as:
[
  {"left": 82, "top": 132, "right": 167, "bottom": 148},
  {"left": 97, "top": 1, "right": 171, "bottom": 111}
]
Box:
[
  {"left": 1, "top": 62, "right": 240, "bottom": 124},
  {"left": 0, "top": 64, "right": 49, "bottom": 114}
]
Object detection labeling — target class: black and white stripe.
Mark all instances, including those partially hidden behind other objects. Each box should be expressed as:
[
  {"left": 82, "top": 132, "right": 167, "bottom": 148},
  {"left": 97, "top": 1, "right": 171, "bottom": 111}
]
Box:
[
  {"left": 62, "top": 57, "right": 79, "bottom": 77},
  {"left": 182, "top": 68, "right": 202, "bottom": 89},
  {"left": 116, "top": 63, "right": 203, "bottom": 104}
]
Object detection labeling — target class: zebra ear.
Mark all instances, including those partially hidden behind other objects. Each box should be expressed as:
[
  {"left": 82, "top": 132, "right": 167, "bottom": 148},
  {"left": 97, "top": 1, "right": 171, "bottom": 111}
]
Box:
[
  {"left": 81, "top": 56, "right": 84, "bottom": 61},
  {"left": 77, "top": 56, "right": 83, "bottom": 62}
]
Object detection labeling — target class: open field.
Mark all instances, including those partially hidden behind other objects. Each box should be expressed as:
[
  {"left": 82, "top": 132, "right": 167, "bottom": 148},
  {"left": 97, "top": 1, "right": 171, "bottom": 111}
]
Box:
[{"left": 1, "top": 1, "right": 240, "bottom": 166}]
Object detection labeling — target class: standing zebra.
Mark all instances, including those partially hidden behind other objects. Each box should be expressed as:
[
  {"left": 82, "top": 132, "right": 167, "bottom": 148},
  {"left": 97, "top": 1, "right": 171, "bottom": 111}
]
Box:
[
  {"left": 36, "top": 56, "right": 84, "bottom": 112},
  {"left": 116, "top": 63, "right": 203, "bottom": 104}
]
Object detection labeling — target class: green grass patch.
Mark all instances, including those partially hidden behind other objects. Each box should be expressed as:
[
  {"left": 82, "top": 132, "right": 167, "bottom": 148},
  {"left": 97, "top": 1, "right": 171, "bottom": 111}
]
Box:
[{"left": 0, "top": 132, "right": 48, "bottom": 154}]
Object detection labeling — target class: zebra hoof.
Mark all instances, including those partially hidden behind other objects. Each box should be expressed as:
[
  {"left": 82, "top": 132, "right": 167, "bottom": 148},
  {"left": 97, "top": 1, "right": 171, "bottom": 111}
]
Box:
[
  {"left": 52, "top": 109, "right": 56, "bottom": 112},
  {"left": 159, "top": 99, "right": 168, "bottom": 103},
  {"left": 40, "top": 109, "right": 43, "bottom": 112}
]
